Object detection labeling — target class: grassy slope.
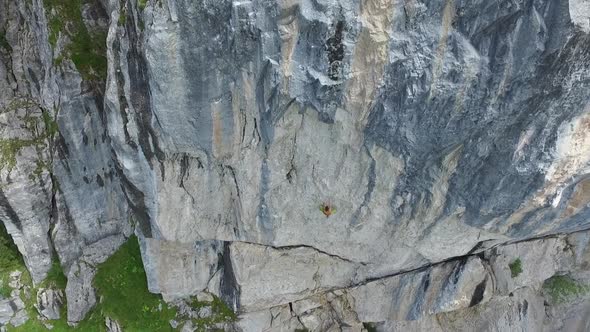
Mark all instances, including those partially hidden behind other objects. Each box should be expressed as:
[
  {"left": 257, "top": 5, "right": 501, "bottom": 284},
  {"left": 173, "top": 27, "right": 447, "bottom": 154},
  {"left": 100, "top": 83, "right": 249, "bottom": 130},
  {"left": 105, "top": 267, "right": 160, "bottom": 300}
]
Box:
[
  {"left": 3, "top": 235, "right": 178, "bottom": 332},
  {"left": 0, "top": 222, "right": 23, "bottom": 297},
  {"left": 3, "top": 216, "right": 237, "bottom": 331},
  {"left": 92, "top": 235, "right": 177, "bottom": 332}
]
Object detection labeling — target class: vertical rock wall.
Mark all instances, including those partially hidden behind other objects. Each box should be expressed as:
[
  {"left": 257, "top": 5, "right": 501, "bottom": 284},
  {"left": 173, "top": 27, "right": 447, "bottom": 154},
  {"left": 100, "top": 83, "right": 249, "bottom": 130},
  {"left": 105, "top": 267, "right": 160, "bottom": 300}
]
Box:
[{"left": 1, "top": 0, "right": 589, "bottom": 330}]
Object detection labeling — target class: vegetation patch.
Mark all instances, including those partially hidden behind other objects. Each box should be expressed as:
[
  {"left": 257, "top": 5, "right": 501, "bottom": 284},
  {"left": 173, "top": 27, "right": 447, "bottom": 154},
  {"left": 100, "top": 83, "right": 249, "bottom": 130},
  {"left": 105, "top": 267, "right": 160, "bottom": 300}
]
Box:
[
  {"left": 92, "top": 235, "right": 178, "bottom": 331},
  {"left": 5, "top": 235, "right": 180, "bottom": 331},
  {"left": 0, "top": 137, "right": 41, "bottom": 172},
  {"left": 43, "top": 0, "right": 107, "bottom": 82},
  {"left": 0, "top": 220, "right": 23, "bottom": 271},
  {"left": 2, "top": 225, "right": 237, "bottom": 331},
  {"left": 42, "top": 111, "right": 59, "bottom": 140},
  {"left": 508, "top": 258, "right": 523, "bottom": 278},
  {"left": 0, "top": 100, "right": 58, "bottom": 174},
  {"left": 1, "top": 222, "right": 75, "bottom": 332},
  {"left": 186, "top": 295, "right": 237, "bottom": 330},
  {"left": 362, "top": 323, "right": 377, "bottom": 332},
  {"left": 0, "top": 282, "right": 10, "bottom": 298},
  {"left": 118, "top": 9, "right": 126, "bottom": 26},
  {"left": 0, "top": 222, "right": 23, "bottom": 298},
  {"left": 40, "top": 260, "right": 67, "bottom": 290},
  {"left": 0, "top": 31, "right": 11, "bottom": 52},
  {"left": 543, "top": 275, "right": 589, "bottom": 304}
]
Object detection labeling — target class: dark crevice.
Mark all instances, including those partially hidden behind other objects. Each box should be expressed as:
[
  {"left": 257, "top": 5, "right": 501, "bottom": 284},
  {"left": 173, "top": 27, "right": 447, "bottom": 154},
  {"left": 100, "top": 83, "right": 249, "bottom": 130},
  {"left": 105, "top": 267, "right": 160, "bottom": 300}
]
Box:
[
  {"left": 96, "top": 174, "right": 104, "bottom": 187},
  {"left": 351, "top": 146, "right": 376, "bottom": 225},
  {"left": 112, "top": 155, "right": 152, "bottom": 237},
  {"left": 219, "top": 164, "right": 242, "bottom": 238},
  {"left": 177, "top": 154, "right": 203, "bottom": 204},
  {"left": 325, "top": 20, "right": 345, "bottom": 80},
  {"left": 316, "top": 225, "right": 590, "bottom": 292},
  {"left": 112, "top": 35, "right": 136, "bottom": 150},
  {"left": 288, "top": 301, "right": 306, "bottom": 328},
  {"left": 469, "top": 278, "right": 487, "bottom": 307},
  {"left": 234, "top": 240, "right": 362, "bottom": 265},
  {"left": 0, "top": 188, "right": 23, "bottom": 231},
  {"left": 178, "top": 154, "right": 189, "bottom": 188},
  {"left": 224, "top": 164, "right": 241, "bottom": 200},
  {"left": 124, "top": 4, "right": 164, "bottom": 164},
  {"left": 407, "top": 270, "right": 431, "bottom": 320},
  {"left": 220, "top": 242, "right": 241, "bottom": 312}
]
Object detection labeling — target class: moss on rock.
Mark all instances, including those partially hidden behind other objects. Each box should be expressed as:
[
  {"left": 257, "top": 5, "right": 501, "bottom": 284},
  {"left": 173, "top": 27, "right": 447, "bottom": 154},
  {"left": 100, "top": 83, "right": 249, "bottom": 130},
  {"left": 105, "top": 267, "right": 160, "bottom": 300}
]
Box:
[
  {"left": 43, "top": 0, "right": 107, "bottom": 82},
  {"left": 543, "top": 275, "right": 589, "bottom": 304}
]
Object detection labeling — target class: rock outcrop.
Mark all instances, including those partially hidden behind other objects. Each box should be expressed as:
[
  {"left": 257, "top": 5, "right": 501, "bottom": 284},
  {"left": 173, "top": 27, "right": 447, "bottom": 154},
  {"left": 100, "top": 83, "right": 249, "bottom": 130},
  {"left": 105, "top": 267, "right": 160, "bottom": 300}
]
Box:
[{"left": 1, "top": 0, "right": 589, "bottom": 330}]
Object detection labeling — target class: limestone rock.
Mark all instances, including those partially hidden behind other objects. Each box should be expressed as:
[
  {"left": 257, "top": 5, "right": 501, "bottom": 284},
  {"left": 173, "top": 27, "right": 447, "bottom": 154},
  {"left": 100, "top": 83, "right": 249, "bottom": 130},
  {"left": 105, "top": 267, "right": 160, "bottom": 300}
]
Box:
[
  {"left": 65, "top": 262, "right": 97, "bottom": 324},
  {"left": 8, "top": 309, "right": 28, "bottom": 327},
  {"left": 487, "top": 236, "right": 574, "bottom": 295},
  {"left": 105, "top": 317, "right": 122, "bottom": 332},
  {"left": 140, "top": 238, "right": 223, "bottom": 298},
  {"left": 229, "top": 241, "right": 358, "bottom": 311},
  {"left": 570, "top": 0, "right": 590, "bottom": 33},
  {"left": 180, "top": 320, "right": 195, "bottom": 332},
  {"left": 0, "top": 300, "right": 15, "bottom": 326},
  {"left": 349, "top": 256, "right": 492, "bottom": 322},
  {"left": 7, "top": 271, "right": 21, "bottom": 290},
  {"left": 35, "top": 288, "right": 64, "bottom": 320},
  {"left": 1, "top": 0, "right": 590, "bottom": 329}
]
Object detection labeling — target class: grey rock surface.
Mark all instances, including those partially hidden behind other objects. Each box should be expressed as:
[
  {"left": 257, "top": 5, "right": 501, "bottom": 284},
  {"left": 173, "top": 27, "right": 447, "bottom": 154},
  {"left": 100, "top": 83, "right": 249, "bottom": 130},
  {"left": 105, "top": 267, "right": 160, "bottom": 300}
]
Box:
[
  {"left": 65, "top": 261, "right": 97, "bottom": 323},
  {"left": 8, "top": 308, "right": 28, "bottom": 327},
  {"left": 0, "top": 300, "right": 15, "bottom": 326},
  {"left": 1, "top": 0, "right": 590, "bottom": 329},
  {"left": 35, "top": 288, "right": 64, "bottom": 320},
  {"left": 0, "top": 270, "right": 28, "bottom": 329},
  {"left": 105, "top": 317, "right": 122, "bottom": 332}
]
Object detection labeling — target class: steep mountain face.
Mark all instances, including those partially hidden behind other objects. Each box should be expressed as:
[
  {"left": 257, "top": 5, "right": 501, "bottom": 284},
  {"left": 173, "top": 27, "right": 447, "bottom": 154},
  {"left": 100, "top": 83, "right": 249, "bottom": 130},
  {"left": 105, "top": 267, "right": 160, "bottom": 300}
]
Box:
[{"left": 1, "top": 0, "right": 590, "bottom": 330}]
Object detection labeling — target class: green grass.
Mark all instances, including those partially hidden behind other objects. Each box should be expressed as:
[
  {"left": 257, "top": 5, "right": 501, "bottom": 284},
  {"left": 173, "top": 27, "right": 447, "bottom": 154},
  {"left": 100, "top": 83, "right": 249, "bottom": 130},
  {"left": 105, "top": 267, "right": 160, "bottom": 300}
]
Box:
[
  {"left": 186, "top": 295, "right": 237, "bottom": 330},
  {"left": 1, "top": 223, "right": 82, "bottom": 332},
  {"left": 1, "top": 222, "right": 76, "bottom": 332},
  {"left": 92, "top": 235, "right": 177, "bottom": 331},
  {"left": 42, "top": 111, "right": 59, "bottom": 139},
  {"left": 43, "top": 0, "right": 107, "bottom": 82},
  {"left": 0, "top": 137, "right": 42, "bottom": 171},
  {"left": 543, "top": 275, "right": 589, "bottom": 304},
  {"left": 118, "top": 9, "right": 126, "bottom": 26},
  {"left": 1, "top": 222, "right": 23, "bottom": 298},
  {"left": 0, "top": 222, "right": 23, "bottom": 273},
  {"left": 7, "top": 309, "right": 104, "bottom": 332},
  {"left": 0, "top": 281, "right": 10, "bottom": 298},
  {"left": 47, "top": 14, "right": 61, "bottom": 47},
  {"left": 1, "top": 221, "right": 24, "bottom": 294},
  {"left": 509, "top": 258, "right": 523, "bottom": 278},
  {"left": 4, "top": 235, "right": 182, "bottom": 331},
  {"left": 1, "top": 228, "right": 237, "bottom": 331},
  {"left": 40, "top": 260, "right": 67, "bottom": 290},
  {"left": 138, "top": 0, "right": 147, "bottom": 10},
  {"left": 0, "top": 221, "right": 25, "bottom": 298}
]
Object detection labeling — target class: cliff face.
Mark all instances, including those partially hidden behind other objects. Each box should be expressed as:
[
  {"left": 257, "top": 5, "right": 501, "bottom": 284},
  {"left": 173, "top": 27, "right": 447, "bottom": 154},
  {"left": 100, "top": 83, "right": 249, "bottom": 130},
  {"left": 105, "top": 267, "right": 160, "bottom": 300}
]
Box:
[{"left": 1, "top": 0, "right": 590, "bottom": 330}]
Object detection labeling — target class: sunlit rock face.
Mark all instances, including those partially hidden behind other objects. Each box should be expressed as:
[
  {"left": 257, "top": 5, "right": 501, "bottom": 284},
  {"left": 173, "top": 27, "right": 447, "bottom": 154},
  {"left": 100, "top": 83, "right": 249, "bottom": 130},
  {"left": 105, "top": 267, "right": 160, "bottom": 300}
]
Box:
[{"left": 1, "top": 0, "right": 590, "bottom": 329}]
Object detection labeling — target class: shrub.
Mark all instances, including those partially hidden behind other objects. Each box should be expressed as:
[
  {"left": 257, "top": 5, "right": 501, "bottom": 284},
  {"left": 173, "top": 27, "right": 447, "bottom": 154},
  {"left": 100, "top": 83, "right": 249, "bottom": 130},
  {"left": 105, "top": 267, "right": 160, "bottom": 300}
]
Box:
[
  {"left": 508, "top": 258, "right": 523, "bottom": 278},
  {"left": 543, "top": 275, "right": 589, "bottom": 303}
]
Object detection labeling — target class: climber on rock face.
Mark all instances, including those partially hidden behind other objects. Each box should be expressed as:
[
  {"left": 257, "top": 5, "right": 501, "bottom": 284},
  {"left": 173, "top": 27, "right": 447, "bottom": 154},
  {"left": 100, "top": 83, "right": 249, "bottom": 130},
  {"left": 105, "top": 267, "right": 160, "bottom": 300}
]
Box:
[{"left": 320, "top": 203, "right": 335, "bottom": 217}]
